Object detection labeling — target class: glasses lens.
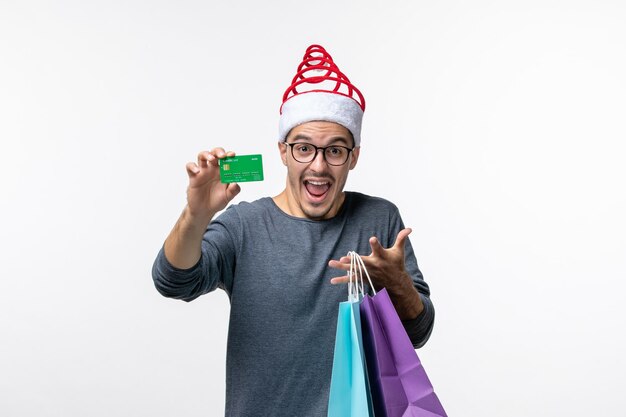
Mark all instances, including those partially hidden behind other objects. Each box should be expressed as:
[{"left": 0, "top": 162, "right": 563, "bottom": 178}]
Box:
[
  {"left": 291, "top": 143, "right": 315, "bottom": 163},
  {"left": 325, "top": 146, "right": 349, "bottom": 166}
]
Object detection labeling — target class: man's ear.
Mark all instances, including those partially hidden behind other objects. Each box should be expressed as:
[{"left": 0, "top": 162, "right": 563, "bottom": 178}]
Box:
[
  {"left": 278, "top": 141, "right": 288, "bottom": 166},
  {"left": 349, "top": 146, "right": 360, "bottom": 170}
]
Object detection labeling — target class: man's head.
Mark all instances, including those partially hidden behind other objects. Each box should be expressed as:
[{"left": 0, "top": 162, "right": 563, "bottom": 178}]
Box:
[
  {"left": 278, "top": 121, "right": 360, "bottom": 220},
  {"left": 275, "top": 45, "right": 365, "bottom": 220}
]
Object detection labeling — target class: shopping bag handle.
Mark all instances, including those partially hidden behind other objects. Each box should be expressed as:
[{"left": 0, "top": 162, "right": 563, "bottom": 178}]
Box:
[{"left": 347, "top": 251, "right": 377, "bottom": 302}]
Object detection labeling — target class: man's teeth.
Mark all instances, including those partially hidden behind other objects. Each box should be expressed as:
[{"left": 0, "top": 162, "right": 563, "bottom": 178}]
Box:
[{"left": 307, "top": 180, "right": 329, "bottom": 185}]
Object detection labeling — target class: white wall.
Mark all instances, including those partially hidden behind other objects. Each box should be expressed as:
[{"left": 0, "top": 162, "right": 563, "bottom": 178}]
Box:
[{"left": 1, "top": 1, "right": 625, "bottom": 416}]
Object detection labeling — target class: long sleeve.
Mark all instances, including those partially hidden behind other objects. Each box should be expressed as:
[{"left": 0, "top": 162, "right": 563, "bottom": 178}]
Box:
[
  {"left": 402, "top": 294, "right": 435, "bottom": 348},
  {"left": 151, "top": 206, "right": 240, "bottom": 302},
  {"left": 152, "top": 247, "right": 217, "bottom": 302},
  {"left": 388, "top": 206, "right": 436, "bottom": 348}
]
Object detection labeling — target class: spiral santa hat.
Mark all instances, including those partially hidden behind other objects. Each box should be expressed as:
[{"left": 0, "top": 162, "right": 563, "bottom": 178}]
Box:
[{"left": 278, "top": 45, "right": 365, "bottom": 146}]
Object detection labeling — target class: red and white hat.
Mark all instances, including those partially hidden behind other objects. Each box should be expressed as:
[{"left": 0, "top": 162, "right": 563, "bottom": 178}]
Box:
[{"left": 278, "top": 45, "right": 366, "bottom": 146}]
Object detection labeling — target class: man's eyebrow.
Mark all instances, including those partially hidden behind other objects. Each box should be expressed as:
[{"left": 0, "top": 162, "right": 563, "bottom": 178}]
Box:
[
  {"left": 290, "top": 134, "right": 312, "bottom": 142},
  {"left": 289, "top": 134, "right": 351, "bottom": 145},
  {"left": 328, "top": 137, "right": 351, "bottom": 146}
]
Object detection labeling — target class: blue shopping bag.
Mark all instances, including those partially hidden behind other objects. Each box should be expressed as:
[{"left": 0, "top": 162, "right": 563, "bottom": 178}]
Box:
[{"left": 327, "top": 253, "right": 374, "bottom": 417}]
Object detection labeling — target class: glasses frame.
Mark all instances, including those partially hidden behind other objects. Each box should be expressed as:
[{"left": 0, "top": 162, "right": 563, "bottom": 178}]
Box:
[{"left": 284, "top": 142, "right": 355, "bottom": 166}]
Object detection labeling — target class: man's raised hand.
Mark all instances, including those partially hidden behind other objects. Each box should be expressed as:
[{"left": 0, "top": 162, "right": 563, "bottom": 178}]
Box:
[{"left": 185, "top": 148, "right": 241, "bottom": 222}]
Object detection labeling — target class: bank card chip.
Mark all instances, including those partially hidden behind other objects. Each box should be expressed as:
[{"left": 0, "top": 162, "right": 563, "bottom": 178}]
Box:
[{"left": 219, "top": 154, "right": 264, "bottom": 183}]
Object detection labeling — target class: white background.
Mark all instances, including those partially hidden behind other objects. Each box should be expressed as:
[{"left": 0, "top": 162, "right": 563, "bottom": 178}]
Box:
[{"left": 1, "top": 0, "right": 625, "bottom": 416}]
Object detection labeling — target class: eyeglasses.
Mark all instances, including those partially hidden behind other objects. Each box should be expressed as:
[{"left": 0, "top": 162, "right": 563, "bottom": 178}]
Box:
[{"left": 284, "top": 142, "right": 354, "bottom": 166}]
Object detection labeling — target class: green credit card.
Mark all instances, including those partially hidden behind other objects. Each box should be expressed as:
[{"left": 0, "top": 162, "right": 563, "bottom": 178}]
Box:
[{"left": 219, "top": 154, "right": 264, "bottom": 183}]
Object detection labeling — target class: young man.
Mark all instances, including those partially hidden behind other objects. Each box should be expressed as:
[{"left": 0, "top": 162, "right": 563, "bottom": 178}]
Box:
[{"left": 152, "top": 45, "right": 435, "bottom": 417}]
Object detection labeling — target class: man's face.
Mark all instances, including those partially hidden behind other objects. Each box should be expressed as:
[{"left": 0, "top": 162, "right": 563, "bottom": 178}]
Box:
[{"left": 278, "top": 121, "right": 360, "bottom": 220}]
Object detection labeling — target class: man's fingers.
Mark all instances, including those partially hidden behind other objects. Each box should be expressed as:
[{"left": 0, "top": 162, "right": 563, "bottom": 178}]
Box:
[
  {"left": 393, "top": 228, "right": 412, "bottom": 250},
  {"left": 195, "top": 149, "right": 236, "bottom": 172},
  {"left": 210, "top": 147, "right": 227, "bottom": 158},
  {"left": 186, "top": 162, "right": 200, "bottom": 177},
  {"left": 328, "top": 258, "right": 351, "bottom": 270},
  {"left": 197, "top": 151, "right": 216, "bottom": 168},
  {"left": 225, "top": 183, "right": 241, "bottom": 200},
  {"left": 330, "top": 275, "right": 350, "bottom": 285},
  {"left": 212, "top": 148, "right": 237, "bottom": 159},
  {"left": 369, "top": 236, "right": 384, "bottom": 257}
]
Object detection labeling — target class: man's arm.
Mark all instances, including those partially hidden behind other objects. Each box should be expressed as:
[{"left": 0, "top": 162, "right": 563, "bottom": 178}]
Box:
[
  {"left": 328, "top": 228, "right": 435, "bottom": 348},
  {"left": 163, "top": 148, "right": 240, "bottom": 269},
  {"left": 152, "top": 148, "right": 241, "bottom": 301}
]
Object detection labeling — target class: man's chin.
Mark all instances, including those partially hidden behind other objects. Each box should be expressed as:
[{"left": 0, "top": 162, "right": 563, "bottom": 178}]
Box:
[
  {"left": 301, "top": 196, "right": 344, "bottom": 220},
  {"left": 301, "top": 202, "right": 332, "bottom": 220}
]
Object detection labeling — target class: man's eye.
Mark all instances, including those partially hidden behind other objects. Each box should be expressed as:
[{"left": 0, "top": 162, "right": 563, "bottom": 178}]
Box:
[
  {"left": 328, "top": 147, "right": 343, "bottom": 155},
  {"left": 297, "top": 145, "right": 311, "bottom": 152}
]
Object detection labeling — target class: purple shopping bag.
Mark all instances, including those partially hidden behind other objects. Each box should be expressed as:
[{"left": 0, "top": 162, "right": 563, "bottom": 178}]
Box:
[{"left": 360, "top": 288, "right": 447, "bottom": 417}]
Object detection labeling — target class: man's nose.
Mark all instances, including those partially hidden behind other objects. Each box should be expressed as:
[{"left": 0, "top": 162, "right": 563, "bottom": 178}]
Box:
[{"left": 309, "top": 148, "right": 327, "bottom": 169}]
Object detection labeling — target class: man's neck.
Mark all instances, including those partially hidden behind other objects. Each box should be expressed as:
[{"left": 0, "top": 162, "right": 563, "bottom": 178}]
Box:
[{"left": 272, "top": 190, "right": 346, "bottom": 220}]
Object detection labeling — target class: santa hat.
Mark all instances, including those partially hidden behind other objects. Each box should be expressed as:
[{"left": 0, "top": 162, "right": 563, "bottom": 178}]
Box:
[{"left": 278, "top": 45, "right": 365, "bottom": 146}]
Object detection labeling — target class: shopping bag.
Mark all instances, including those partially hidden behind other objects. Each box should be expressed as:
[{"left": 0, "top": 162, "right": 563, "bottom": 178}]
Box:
[
  {"left": 327, "top": 253, "right": 374, "bottom": 417},
  {"left": 351, "top": 249, "right": 446, "bottom": 417}
]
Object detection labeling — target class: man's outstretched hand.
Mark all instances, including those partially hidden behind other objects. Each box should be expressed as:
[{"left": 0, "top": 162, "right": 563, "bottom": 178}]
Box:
[{"left": 328, "top": 228, "right": 424, "bottom": 320}]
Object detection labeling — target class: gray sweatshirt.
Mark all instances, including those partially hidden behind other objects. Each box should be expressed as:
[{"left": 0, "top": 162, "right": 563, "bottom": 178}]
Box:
[{"left": 152, "top": 191, "right": 435, "bottom": 417}]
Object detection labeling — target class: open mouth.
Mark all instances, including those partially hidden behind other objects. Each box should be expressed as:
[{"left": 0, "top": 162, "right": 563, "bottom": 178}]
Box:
[{"left": 304, "top": 179, "right": 332, "bottom": 201}]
